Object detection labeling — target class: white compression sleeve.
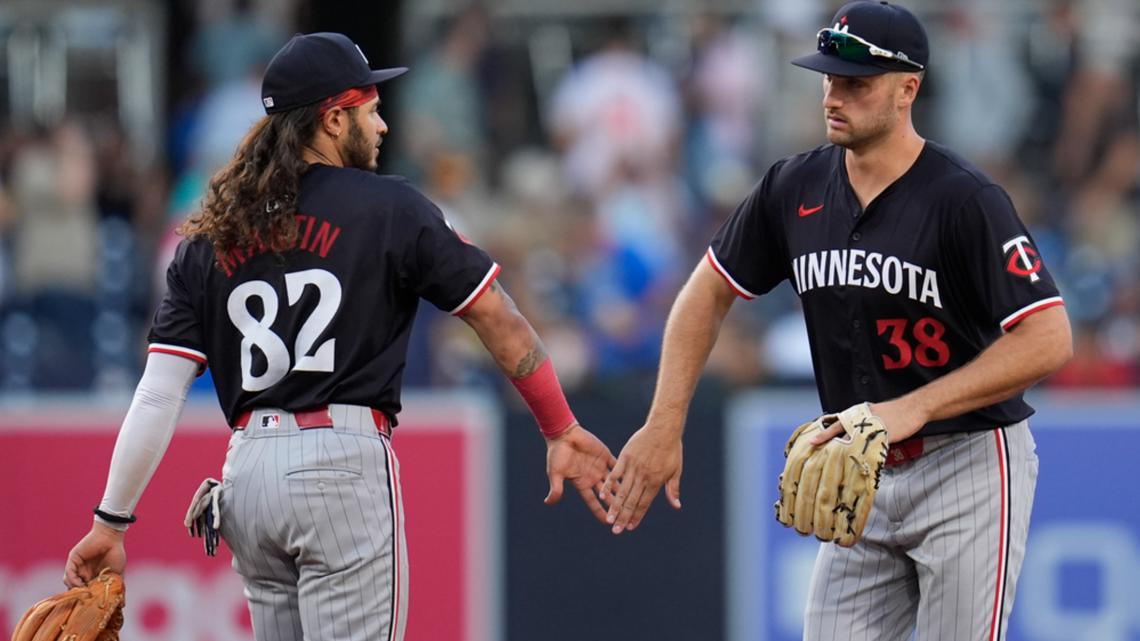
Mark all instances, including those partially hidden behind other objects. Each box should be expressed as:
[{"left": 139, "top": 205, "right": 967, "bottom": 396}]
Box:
[{"left": 95, "top": 352, "right": 198, "bottom": 530}]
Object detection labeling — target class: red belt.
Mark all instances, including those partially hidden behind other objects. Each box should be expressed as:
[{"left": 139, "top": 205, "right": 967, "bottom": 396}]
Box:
[
  {"left": 885, "top": 438, "right": 924, "bottom": 466},
  {"left": 232, "top": 405, "right": 392, "bottom": 438}
]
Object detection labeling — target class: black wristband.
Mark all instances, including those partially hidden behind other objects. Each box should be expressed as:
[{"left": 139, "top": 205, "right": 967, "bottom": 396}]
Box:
[{"left": 93, "top": 507, "right": 137, "bottom": 524}]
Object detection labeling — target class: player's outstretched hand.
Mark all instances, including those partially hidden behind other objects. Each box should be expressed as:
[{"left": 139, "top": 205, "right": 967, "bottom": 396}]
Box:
[
  {"left": 544, "top": 422, "right": 618, "bottom": 524},
  {"left": 63, "top": 522, "right": 126, "bottom": 588},
  {"left": 600, "top": 424, "right": 683, "bottom": 535}
]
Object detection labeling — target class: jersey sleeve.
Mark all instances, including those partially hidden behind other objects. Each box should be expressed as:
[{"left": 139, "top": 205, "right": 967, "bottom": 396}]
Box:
[
  {"left": 707, "top": 162, "right": 788, "bottom": 298},
  {"left": 396, "top": 192, "right": 499, "bottom": 315},
  {"left": 950, "top": 184, "right": 1064, "bottom": 330},
  {"left": 146, "top": 239, "right": 208, "bottom": 371}
]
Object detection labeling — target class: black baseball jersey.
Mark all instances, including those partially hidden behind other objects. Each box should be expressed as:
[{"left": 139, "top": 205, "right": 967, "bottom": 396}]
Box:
[
  {"left": 709, "top": 141, "right": 1064, "bottom": 436},
  {"left": 148, "top": 164, "right": 499, "bottom": 426}
]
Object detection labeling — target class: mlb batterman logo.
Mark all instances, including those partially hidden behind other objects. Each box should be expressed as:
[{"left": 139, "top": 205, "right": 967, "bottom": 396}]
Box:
[{"left": 1002, "top": 235, "right": 1041, "bottom": 282}]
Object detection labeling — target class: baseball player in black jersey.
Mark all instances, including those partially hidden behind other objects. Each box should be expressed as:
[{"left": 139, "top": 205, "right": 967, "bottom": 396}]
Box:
[
  {"left": 60, "top": 32, "right": 616, "bottom": 641},
  {"left": 602, "top": 3, "right": 1073, "bottom": 640}
]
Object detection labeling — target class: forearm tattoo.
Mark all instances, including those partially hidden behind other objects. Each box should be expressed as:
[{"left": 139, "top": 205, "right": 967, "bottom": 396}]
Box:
[
  {"left": 485, "top": 279, "right": 545, "bottom": 377},
  {"left": 512, "top": 345, "right": 547, "bottom": 379}
]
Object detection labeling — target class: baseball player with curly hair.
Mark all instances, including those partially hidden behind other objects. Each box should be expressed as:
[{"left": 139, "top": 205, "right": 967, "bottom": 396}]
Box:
[
  {"left": 602, "top": 2, "right": 1073, "bottom": 640},
  {"left": 60, "top": 32, "right": 615, "bottom": 641}
]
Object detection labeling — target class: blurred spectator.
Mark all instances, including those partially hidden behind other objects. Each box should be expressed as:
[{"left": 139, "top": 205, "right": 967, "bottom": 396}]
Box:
[
  {"left": 929, "top": 2, "right": 1033, "bottom": 174},
  {"left": 398, "top": 5, "right": 492, "bottom": 187},
  {"left": 186, "top": 69, "right": 270, "bottom": 175},
  {"left": 190, "top": 0, "right": 283, "bottom": 88},
  {"left": 91, "top": 119, "right": 142, "bottom": 221},
  {"left": 1053, "top": 0, "right": 1140, "bottom": 187},
  {"left": 683, "top": 14, "right": 771, "bottom": 213},
  {"left": 1019, "top": 0, "right": 1080, "bottom": 179},
  {"left": 578, "top": 168, "right": 688, "bottom": 373},
  {"left": 9, "top": 122, "right": 99, "bottom": 296},
  {"left": 543, "top": 19, "right": 692, "bottom": 374},
  {"left": 180, "top": 0, "right": 284, "bottom": 175},
  {"left": 89, "top": 117, "right": 167, "bottom": 243},
  {"left": 4, "top": 121, "right": 101, "bottom": 389},
  {"left": 547, "top": 17, "right": 682, "bottom": 196},
  {"left": 756, "top": 1, "right": 834, "bottom": 157}
]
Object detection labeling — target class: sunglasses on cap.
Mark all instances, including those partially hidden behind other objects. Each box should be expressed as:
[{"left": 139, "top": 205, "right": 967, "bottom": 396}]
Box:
[{"left": 817, "top": 28, "right": 925, "bottom": 71}]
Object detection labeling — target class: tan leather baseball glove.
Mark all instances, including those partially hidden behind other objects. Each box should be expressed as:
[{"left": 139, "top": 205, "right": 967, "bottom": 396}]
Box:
[
  {"left": 11, "top": 568, "right": 125, "bottom": 641},
  {"left": 774, "top": 402, "right": 889, "bottom": 547}
]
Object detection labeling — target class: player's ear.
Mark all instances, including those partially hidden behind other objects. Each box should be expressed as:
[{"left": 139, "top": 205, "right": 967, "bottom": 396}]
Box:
[
  {"left": 896, "top": 72, "right": 921, "bottom": 108},
  {"left": 319, "top": 107, "right": 346, "bottom": 139}
]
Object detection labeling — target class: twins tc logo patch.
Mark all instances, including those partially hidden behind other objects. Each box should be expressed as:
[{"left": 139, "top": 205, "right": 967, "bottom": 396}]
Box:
[{"left": 1002, "top": 235, "right": 1042, "bottom": 282}]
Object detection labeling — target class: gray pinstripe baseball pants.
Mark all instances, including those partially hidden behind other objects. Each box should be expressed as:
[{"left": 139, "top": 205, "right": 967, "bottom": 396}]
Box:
[
  {"left": 217, "top": 406, "right": 409, "bottom": 641},
  {"left": 803, "top": 421, "right": 1037, "bottom": 641}
]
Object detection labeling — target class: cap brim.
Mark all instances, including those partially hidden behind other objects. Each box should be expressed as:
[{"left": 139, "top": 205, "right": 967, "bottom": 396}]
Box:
[
  {"left": 366, "top": 67, "right": 408, "bottom": 85},
  {"left": 790, "top": 53, "right": 889, "bottom": 77}
]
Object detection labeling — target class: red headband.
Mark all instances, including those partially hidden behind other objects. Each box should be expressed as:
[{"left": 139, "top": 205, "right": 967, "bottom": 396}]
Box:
[{"left": 318, "top": 85, "right": 378, "bottom": 114}]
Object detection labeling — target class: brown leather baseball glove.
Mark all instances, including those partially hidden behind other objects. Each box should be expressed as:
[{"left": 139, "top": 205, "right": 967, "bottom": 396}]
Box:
[
  {"left": 11, "top": 568, "right": 125, "bottom": 641},
  {"left": 774, "top": 402, "right": 889, "bottom": 547}
]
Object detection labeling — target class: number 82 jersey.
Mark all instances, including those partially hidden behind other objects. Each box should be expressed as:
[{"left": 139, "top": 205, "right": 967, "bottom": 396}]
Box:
[{"left": 147, "top": 166, "right": 499, "bottom": 427}]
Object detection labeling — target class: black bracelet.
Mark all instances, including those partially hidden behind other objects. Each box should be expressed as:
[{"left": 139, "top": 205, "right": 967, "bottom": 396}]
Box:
[{"left": 93, "top": 507, "right": 137, "bottom": 524}]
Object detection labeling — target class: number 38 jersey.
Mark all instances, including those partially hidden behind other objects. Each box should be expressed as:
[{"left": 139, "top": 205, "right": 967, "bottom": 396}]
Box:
[
  {"left": 709, "top": 141, "right": 1064, "bottom": 436},
  {"left": 148, "top": 165, "right": 499, "bottom": 426}
]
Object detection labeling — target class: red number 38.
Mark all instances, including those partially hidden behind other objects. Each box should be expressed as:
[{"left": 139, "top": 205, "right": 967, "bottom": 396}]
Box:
[{"left": 876, "top": 317, "right": 951, "bottom": 369}]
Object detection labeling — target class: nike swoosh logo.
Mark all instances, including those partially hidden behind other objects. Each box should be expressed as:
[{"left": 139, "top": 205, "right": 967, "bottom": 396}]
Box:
[{"left": 798, "top": 203, "right": 824, "bottom": 217}]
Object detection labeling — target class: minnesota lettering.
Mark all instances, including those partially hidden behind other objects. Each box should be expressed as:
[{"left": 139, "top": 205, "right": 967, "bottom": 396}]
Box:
[{"left": 791, "top": 249, "right": 942, "bottom": 308}]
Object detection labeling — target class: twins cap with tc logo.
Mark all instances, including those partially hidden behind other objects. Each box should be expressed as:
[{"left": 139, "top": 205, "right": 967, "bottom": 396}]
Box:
[
  {"left": 261, "top": 32, "right": 407, "bottom": 114},
  {"left": 792, "top": 1, "right": 929, "bottom": 77}
]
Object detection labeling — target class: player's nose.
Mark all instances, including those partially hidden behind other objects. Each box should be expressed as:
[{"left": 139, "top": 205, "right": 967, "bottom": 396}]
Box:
[
  {"left": 377, "top": 115, "right": 389, "bottom": 136},
  {"left": 822, "top": 88, "right": 842, "bottom": 110},
  {"left": 821, "top": 80, "right": 842, "bottom": 109}
]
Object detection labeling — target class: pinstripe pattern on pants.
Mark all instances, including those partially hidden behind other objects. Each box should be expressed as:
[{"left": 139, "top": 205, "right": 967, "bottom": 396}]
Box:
[
  {"left": 217, "top": 405, "right": 408, "bottom": 641},
  {"left": 803, "top": 421, "right": 1038, "bottom": 641}
]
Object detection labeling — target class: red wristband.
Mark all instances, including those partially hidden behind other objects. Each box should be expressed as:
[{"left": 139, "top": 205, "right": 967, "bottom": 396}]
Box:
[{"left": 510, "top": 359, "right": 576, "bottom": 439}]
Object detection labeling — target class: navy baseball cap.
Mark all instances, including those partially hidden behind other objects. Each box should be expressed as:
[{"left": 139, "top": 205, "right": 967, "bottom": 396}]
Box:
[
  {"left": 791, "top": 1, "right": 928, "bottom": 77},
  {"left": 261, "top": 32, "right": 407, "bottom": 114}
]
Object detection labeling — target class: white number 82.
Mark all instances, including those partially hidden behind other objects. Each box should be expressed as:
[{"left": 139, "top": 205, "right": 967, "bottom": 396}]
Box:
[{"left": 226, "top": 268, "right": 342, "bottom": 392}]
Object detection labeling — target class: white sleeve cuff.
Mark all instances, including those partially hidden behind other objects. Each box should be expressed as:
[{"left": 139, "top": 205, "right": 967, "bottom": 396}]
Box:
[
  {"left": 706, "top": 248, "right": 757, "bottom": 299},
  {"left": 1000, "top": 297, "right": 1065, "bottom": 331},
  {"left": 450, "top": 263, "right": 502, "bottom": 315}
]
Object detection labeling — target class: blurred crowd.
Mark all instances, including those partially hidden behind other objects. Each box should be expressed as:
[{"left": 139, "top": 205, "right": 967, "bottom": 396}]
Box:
[{"left": 0, "top": 0, "right": 1137, "bottom": 396}]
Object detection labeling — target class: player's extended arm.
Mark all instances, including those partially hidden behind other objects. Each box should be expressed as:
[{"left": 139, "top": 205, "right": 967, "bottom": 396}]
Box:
[
  {"left": 602, "top": 258, "right": 739, "bottom": 534},
  {"left": 64, "top": 352, "right": 197, "bottom": 587},
  {"left": 459, "top": 281, "right": 617, "bottom": 523},
  {"left": 813, "top": 305, "right": 1073, "bottom": 446}
]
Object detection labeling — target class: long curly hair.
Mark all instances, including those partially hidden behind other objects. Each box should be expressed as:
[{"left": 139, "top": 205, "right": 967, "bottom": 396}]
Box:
[{"left": 179, "top": 104, "right": 323, "bottom": 258}]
